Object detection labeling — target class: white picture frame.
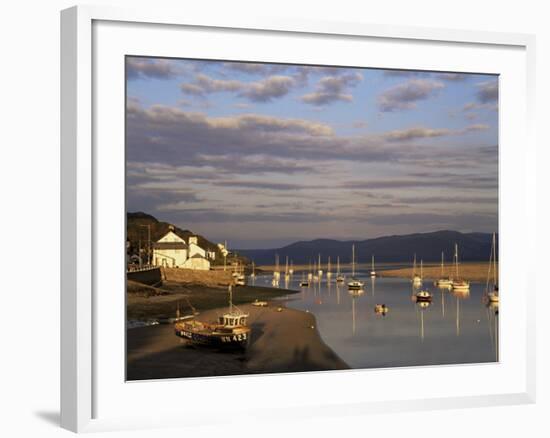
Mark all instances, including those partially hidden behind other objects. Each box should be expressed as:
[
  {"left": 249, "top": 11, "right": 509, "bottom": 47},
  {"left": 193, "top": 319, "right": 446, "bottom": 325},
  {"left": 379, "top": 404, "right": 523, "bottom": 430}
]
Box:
[{"left": 60, "top": 5, "right": 536, "bottom": 433}]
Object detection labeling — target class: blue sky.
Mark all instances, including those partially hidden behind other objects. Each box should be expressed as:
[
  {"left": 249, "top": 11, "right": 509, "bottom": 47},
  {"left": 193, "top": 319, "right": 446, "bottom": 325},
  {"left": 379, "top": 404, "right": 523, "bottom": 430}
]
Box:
[{"left": 126, "top": 57, "right": 498, "bottom": 249}]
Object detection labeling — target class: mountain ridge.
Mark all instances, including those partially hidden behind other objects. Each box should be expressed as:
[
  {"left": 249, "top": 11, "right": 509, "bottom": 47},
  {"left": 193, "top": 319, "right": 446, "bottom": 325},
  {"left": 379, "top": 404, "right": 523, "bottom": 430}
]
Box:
[{"left": 236, "top": 230, "right": 496, "bottom": 265}]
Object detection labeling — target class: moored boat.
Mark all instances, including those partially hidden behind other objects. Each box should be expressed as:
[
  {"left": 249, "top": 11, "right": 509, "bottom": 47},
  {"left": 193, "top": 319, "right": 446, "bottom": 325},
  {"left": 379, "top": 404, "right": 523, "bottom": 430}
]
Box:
[
  {"left": 175, "top": 285, "right": 251, "bottom": 349},
  {"left": 452, "top": 243, "right": 470, "bottom": 291},
  {"left": 436, "top": 251, "right": 453, "bottom": 287},
  {"left": 348, "top": 244, "right": 365, "bottom": 293}
]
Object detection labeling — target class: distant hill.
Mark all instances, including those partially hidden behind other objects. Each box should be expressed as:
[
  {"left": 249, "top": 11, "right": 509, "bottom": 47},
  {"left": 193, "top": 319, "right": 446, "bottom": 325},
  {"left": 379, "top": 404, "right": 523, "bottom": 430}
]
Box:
[
  {"left": 236, "top": 230, "right": 496, "bottom": 265},
  {"left": 127, "top": 212, "right": 227, "bottom": 264}
]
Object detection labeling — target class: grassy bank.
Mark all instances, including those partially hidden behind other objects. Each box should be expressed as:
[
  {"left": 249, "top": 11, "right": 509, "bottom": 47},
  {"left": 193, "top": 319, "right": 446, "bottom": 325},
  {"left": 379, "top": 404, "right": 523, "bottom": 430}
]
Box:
[{"left": 379, "top": 262, "right": 496, "bottom": 282}]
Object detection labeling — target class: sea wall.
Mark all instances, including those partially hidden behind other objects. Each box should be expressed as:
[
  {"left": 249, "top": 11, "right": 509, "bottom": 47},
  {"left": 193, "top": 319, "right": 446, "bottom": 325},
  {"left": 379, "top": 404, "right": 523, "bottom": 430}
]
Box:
[
  {"left": 127, "top": 267, "right": 162, "bottom": 285},
  {"left": 161, "top": 267, "right": 233, "bottom": 287}
]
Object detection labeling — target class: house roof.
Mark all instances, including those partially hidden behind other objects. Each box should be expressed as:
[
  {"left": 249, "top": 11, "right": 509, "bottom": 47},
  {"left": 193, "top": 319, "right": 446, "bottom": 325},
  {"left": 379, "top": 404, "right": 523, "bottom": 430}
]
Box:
[
  {"left": 190, "top": 253, "right": 206, "bottom": 259},
  {"left": 153, "top": 242, "right": 188, "bottom": 250}
]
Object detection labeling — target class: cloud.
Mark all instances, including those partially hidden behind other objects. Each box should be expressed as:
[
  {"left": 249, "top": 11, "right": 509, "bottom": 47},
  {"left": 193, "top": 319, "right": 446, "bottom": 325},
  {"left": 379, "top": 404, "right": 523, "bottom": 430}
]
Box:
[
  {"left": 180, "top": 74, "right": 242, "bottom": 95},
  {"left": 126, "top": 58, "right": 180, "bottom": 80},
  {"left": 239, "top": 76, "right": 295, "bottom": 102},
  {"left": 383, "top": 124, "right": 488, "bottom": 142},
  {"left": 434, "top": 72, "right": 468, "bottom": 81},
  {"left": 377, "top": 79, "right": 445, "bottom": 112},
  {"left": 301, "top": 72, "right": 363, "bottom": 105},
  {"left": 476, "top": 80, "right": 498, "bottom": 103},
  {"left": 180, "top": 73, "right": 296, "bottom": 102}
]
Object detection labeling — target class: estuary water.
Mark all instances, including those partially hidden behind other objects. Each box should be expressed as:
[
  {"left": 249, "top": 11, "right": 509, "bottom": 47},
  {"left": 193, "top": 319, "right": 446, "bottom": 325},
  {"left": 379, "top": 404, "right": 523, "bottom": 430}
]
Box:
[{"left": 254, "top": 270, "right": 498, "bottom": 369}]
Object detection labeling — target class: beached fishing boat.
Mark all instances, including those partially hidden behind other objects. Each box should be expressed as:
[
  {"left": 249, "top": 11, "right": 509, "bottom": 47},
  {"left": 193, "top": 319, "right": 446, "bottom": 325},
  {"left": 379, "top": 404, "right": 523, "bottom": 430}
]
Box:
[
  {"left": 436, "top": 251, "right": 453, "bottom": 287},
  {"left": 412, "top": 253, "right": 422, "bottom": 286},
  {"left": 452, "top": 244, "right": 470, "bottom": 291},
  {"left": 370, "top": 255, "right": 377, "bottom": 278},
  {"left": 174, "top": 285, "right": 251, "bottom": 349},
  {"left": 486, "top": 233, "right": 499, "bottom": 303},
  {"left": 348, "top": 244, "right": 365, "bottom": 293},
  {"left": 336, "top": 256, "right": 345, "bottom": 283}
]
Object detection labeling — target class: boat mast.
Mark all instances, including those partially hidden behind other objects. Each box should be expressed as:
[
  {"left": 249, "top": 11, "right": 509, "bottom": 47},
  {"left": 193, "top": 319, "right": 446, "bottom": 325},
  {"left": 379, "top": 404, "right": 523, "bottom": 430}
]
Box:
[
  {"left": 441, "top": 252, "right": 444, "bottom": 277},
  {"left": 493, "top": 233, "right": 497, "bottom": 286},
  {"left": 372, "top": 255, "right": 375, "bottom": 271},
  {"left": 413, "top": 253, "right": 417, "bottom": 279},
  {"left": 454, "top": 244, "right": 459, "bottom": 279},
  {"left": 420, "top": 259, "right": 423, "bottom": 279},
  {"left": 352, "top": 245, "right": 356, "bottom": 277},
  {"left": 228, "top": 284, "right": 233, "bottom": 313}
]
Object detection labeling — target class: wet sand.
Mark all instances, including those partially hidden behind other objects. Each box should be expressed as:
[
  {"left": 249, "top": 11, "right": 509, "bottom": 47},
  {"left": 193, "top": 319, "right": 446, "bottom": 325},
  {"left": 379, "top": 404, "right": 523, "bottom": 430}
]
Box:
[{"left": 127, "top": 303, "right": 349, "bottom": 380}]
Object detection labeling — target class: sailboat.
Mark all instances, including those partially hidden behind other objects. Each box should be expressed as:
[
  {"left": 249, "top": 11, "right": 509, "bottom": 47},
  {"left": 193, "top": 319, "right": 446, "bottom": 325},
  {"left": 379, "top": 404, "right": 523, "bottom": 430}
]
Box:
[
  {"left": 370, "top": 255, "right": 377, "bottom": 278},
  {"left": 307, "top": 260, "right": 313, "bottom": 281},
  {"left": 250, "top": 261, "right": 256, "bottom": 278},
  {"left": 412, "top": 253, "right": 422, "bottom": 287},
  {"left": 486, "top": 233, "right": 499, "bottom": 303},
  {"left": 317, "top": 254, "right": 323, "bottom": 278},
  {"left": 174, "top": 285, "right": 250, "bottom": 349},
  {"left": 300, "top": 270, "right": 310, "bottom": 287},
  {"left": 327, "top": 256, "right": 332, "bottom": 279},
  {"left": 348, "top": 244, "right": 365, "bottom": 293},
  {"left": 284, "top": 256, "right": 290, "bottom": 282},
  {"left": 452, "top": 243, "right": 470, "bottom": 291},
  {"left": 289, "top": 260, "right": 294, "bottom": 275},
  {"left": 232, "top": 261, "right": 246, "bottom": 286},
  {"left": 336, "top": 256, "right": 345, "bottom": 283},
  {"left": 436, "top": 252, "right": 453, "bottom": 287},
  {"left": 272, "top": 254, "right": 280, "bottom": 287}
]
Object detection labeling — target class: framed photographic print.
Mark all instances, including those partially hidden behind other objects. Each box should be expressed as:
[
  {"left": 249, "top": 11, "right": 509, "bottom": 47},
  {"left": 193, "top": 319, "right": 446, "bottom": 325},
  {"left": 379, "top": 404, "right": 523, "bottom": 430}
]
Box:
[{"left": 61, "top": 5, "right": 536, "bottom": 433}]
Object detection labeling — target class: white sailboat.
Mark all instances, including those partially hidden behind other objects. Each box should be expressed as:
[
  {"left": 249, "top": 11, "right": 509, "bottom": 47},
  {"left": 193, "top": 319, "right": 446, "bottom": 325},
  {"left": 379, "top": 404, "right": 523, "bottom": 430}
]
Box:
[
  {"left": 327, "top": 256, "right": 332, "bottom": 279},
  {"left": 348, "top": 244, "right": 365, "bottom": 294},
  {"left": 289, "top": 260, "right": 294, "bottom": 275},
  {"left": 436, "top": 251, "right": 453, "bottom": 287},
  {"left": 336, "top": 256, "right": 345, "bottom": 283},
  {"left": 452, "top": 243, "right": 470, "bottom": 291},
  {"left": 317, "top": 253, "right": 323, "bottom": 278},
  {"left": 370, "top": 255, "right": 377, "bottom": 278},
  {"left": 272, "top": 254, "right": 280, "bottom": 287},
  {"left": 486, "top": 233, "right": 499, "bottom": 303},
  {"left": 284, "top": 256, "right": 290, "bottom": 282},
  {"left": 307, "top": 260, "right": 313, "bottom": 281},
  {"left": 412, "top": 253, "right": 422, "bottom": 287}
]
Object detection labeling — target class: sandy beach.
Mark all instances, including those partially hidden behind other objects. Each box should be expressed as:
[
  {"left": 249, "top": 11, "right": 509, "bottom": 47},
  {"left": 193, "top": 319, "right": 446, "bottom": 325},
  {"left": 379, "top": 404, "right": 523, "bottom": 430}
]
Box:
[
  {"left": 378, "top": 262, "right": 496, "bottom": 282},
  {"left": 127, "top": 303, "right": 349, "bottom": 380}
]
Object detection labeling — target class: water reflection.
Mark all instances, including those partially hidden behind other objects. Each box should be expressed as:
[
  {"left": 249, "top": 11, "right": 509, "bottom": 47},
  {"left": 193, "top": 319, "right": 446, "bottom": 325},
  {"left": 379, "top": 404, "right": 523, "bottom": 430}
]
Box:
[{"left": 266, "top": 270, "right": 499, "bottom": 369}]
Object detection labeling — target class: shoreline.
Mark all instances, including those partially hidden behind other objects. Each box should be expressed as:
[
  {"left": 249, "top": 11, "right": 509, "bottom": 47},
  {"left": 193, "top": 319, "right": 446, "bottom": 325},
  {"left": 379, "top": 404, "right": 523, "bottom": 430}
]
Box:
[
  {"left": 127, "top": 302, "right": 349, "bottom": 380},
  {"left": 378, "top": 262, "right": 496, "bottom": 282}
]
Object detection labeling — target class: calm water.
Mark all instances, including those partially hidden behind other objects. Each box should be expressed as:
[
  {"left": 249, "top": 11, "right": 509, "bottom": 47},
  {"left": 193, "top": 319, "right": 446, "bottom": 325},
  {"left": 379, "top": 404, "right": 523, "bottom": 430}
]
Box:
[{"left": 253, "top": 270, "right": 498, "bottom": 369}]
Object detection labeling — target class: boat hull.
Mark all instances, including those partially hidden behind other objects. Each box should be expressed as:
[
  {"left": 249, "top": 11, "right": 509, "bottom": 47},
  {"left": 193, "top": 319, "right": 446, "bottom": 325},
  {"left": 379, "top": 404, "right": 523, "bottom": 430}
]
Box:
[{"left": 175, "top": 326, "right": 251, "bottom": 349}]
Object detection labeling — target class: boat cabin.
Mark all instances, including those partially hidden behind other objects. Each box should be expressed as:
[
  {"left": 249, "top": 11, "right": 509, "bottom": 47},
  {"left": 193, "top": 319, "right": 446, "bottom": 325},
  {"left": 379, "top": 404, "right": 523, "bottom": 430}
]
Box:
[{"left": 219, "top": 312, "right": 248, "bottom": 327}]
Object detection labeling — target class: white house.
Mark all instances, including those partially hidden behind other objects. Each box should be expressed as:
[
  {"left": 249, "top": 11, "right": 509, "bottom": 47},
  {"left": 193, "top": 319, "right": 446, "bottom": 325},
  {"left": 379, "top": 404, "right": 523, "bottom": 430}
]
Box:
[
  {"left": 152, "top": 229, "right": 210, "bottom": 270},
  {"left": 152, "top": 230, "right": 188, "bottom": 268}
]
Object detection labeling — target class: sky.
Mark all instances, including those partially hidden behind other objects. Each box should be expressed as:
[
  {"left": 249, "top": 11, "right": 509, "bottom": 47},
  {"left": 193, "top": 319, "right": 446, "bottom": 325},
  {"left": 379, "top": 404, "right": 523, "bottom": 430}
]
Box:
[{"left": 126, "top": 57, "right": 499, "bottom": 249}]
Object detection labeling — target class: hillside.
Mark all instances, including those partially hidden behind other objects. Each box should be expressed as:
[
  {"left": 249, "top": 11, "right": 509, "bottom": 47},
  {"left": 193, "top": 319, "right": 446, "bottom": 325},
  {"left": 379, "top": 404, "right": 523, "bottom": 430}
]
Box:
[
  {"left": 126, "top": 212, "right": 226, "bottom": 264},
  {"left": 237, "top": 230, "right": 496, "bottom": 265}
]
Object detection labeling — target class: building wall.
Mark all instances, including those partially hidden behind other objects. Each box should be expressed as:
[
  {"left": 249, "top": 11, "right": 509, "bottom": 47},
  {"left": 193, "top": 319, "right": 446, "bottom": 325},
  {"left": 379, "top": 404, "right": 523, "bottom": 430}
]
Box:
[
  {"left": 182, "top": 257, "right": 211, "bottom": 271},
  {"left": 188, "top": 242, "right": 206, "bottom": 258},
  {"left": 153, "top": 248, "right": 187, "bottom": 267}
]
